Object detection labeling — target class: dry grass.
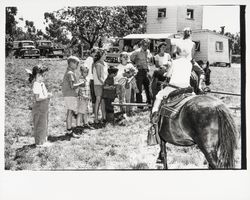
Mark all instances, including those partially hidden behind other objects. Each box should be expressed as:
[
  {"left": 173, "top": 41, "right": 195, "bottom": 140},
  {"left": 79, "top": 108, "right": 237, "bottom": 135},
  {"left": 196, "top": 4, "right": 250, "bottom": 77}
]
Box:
[{"left": 5, "top": 58, "right": 242, "bottom": 170}]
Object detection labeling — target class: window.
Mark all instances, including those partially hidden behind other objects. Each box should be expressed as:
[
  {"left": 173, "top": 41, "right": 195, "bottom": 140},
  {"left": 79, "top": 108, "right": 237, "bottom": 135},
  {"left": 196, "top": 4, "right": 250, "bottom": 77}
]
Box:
[
  {"left": 158, "top": 8, "right": 166, "bottom": 18},
  {"left": 215, "top": 41, "right": 223, "bottom": 52},
  {"left": 187, "top": 9, "right": 194, "bottom": 19},
  {"left": 193, "top": 41, "right": 200, "bottom": 51}
]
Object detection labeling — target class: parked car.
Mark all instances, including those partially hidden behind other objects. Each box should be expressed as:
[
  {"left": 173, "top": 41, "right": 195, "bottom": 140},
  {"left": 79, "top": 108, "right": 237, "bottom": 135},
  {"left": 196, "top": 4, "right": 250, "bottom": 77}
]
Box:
[
  {"left": 105, "top": 46, "right": 120, "bottom": 66},
  {"left": 13, "top": 40, "right": 40, "bottom": 59},
  {"left": 36, "top": 40, "right": 64, "bottom": 58}
]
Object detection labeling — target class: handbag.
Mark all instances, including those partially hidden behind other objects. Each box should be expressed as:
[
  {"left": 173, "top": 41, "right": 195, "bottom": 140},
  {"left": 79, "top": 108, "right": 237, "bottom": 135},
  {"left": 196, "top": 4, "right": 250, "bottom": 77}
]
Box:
[{"left": 147, "top": 124, "right": 160, "bottom": 146}]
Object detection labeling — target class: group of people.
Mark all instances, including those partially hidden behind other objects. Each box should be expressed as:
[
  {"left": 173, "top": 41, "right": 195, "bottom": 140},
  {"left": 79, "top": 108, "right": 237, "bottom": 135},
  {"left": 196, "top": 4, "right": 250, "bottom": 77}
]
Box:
[{"left": 29, "top": 27, "right": 207, "bottom": 147}]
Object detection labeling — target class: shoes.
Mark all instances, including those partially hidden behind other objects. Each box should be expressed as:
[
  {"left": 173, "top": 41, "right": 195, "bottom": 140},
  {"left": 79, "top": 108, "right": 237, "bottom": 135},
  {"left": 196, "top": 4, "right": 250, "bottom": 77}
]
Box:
[
  {"left": 36, "top": 142, "right": 53, "bottom": 147},
  {"left": 65, "top": 129, "right": 80, "bottom": 138},
  {"left": 84, "top": 123, "right": 94, "bottom": 130},
  {"left": 151, "top": 112, "right": 159, "bottom": 124}
]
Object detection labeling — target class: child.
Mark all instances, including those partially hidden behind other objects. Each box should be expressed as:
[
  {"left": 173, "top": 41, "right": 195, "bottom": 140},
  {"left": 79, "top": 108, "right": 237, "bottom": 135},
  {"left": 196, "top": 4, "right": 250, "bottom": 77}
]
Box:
[
  {"left": 62, "top": 56, "right": 85, "bottom": 138},
  {"left": 122, "top": 67, "right": 139, "bottom": 116},
  {"left": 77, "top": 66, "right": 93, "bottom": 129},
  {"left": 102, "top": 66, "right": 119, "bottom": 124},
  {"left": 116, "top": 52, "right": 138, "bottom": 115},
  {"left": 29, "top": 65, "right": 52, "bottom": 147}
]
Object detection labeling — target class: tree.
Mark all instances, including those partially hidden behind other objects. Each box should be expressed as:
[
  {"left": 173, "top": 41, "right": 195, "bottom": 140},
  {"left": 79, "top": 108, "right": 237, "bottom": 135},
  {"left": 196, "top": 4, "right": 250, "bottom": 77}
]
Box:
[
  {"left": 224, "top": 32, "right": 241, "bottom": 55},
  {"left": 6, "top": 7, "right": 17, "bottom": 36},
  {"left": 44, "top": 6, "right": 147, "bottom": 49},
  {"left": 44, "top": 11, "right": 71, "bottom": 45}
]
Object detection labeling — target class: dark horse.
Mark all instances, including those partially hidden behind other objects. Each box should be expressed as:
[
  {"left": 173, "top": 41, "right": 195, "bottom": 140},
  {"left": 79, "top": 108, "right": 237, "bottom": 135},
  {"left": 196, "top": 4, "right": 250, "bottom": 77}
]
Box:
[
  {"left": 157, "top": 94, "right": 238, "bottom": 169},
  {"left": 150, "top": 63, "right": 237, "bottom": 169}
]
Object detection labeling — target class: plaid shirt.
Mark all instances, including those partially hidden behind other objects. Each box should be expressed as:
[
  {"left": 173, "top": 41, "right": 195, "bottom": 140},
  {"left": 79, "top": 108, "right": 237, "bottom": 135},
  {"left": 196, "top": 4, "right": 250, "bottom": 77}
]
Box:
[{"left": 78, "top": 77, "right": 90, "bottom": 100}]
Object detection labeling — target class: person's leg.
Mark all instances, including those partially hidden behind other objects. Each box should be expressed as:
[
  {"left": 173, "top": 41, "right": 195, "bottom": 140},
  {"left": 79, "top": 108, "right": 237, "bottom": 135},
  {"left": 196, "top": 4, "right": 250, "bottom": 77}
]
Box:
[
  {"left": 135, "top": 72, "right": 143, "bottom": 106},
  {"left": 125, "top": 87, "right": 132, "bottom": 114},
  {"left": 101, "top": 98, "right": 106, "bottom": 121},
  {"left": 90, "top": 80, "right": 96, "bottom": 114},
  {"left": 94, "top": 96, "right": 101, "bottom": 123},
  {"left": 152, "top": 87, "right": 175, "bottom": 113},
  {"left": 76, "top": 113, "right": 82, "bottom": 127},
  {"left": 143, "top": 73, "right": 152, "bottom": 105},
  {"left": 66, "top": 109, "right": 73, "bottom": 130}
]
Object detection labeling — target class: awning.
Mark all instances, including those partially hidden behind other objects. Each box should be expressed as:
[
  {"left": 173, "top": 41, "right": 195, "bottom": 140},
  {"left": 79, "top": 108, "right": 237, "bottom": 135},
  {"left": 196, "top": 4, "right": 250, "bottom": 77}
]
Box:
[{"left": 123, "top": 33, "right": 175, "bottom": 40}]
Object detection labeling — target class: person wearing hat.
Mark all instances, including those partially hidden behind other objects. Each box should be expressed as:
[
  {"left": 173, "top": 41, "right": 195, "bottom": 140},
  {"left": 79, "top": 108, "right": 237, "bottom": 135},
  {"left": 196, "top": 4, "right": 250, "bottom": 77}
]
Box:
[
  {"left": 151, "top": 27, "right": 197, "bottom": 123},
  {"left": 130, "top": 38, "right": 152, "bottom": 108}
]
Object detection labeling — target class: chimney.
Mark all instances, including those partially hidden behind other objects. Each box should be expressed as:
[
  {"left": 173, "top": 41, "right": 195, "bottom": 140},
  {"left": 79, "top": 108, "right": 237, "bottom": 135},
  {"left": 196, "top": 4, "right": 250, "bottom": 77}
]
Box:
[{"left": 220, "top": 26, "right": 225, "bottom": 34}]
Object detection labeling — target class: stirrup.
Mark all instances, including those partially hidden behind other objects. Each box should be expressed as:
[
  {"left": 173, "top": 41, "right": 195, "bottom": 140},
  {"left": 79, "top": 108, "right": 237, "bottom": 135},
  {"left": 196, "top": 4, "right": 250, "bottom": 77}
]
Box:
[{"left": 150, "top": 112, "right": 159, "bottom": 124}]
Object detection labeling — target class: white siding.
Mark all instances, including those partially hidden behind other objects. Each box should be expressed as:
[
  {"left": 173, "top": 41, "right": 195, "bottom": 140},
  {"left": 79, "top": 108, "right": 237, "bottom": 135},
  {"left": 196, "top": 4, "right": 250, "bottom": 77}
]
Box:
[
  {"left": 177, "top": 6, "right": 203, "bottom": 32},
  {"left": 207, "top": 33, "right": 229, "bottom": 63},
  {"left": 191, "top": 32, "right": 208, "bottom": 62},
  {"left": 146, "top": 6, "right": 178, "bottom": 33}
]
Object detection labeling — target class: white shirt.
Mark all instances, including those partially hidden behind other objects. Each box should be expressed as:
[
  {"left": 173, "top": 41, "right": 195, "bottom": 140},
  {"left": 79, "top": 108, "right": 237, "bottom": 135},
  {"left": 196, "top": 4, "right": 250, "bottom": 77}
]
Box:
[
  {"left": 169, "top": 39, "right": 194, "bottom": 87},
  {"left": 115, "top": 63, "right": 136, "bottom": 84},
  {"left": 154, "top": 53, "right": 171, "bottom": 66},
  {"left": 33, "top": 81, "right": 48, "bottom": 99},
  {"left": 84, "top": 56, "right": 94, "bottom": 80}
]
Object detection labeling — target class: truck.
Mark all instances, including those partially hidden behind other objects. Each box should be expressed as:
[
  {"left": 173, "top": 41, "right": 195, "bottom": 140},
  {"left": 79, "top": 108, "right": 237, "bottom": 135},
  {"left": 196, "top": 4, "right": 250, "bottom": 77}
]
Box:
[
  {"left": 36, "top": 40, "right": 64, "bottom": 58},
  {"left": 13, "top": 40, "right": 40, "bottom": 59}
]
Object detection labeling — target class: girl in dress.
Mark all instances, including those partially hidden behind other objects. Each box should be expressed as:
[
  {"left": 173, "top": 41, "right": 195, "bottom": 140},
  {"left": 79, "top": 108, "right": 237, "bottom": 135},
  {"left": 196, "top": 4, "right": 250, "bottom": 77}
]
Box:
[{"left": 29, "top": 65, "right": 52, "bottom": 147}]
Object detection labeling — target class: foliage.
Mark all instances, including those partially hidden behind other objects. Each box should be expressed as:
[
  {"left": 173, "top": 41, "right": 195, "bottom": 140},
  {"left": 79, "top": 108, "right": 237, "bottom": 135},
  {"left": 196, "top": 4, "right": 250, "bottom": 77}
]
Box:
[
  {"left": 225, "top": 32, "right": 241, "bottom": 55},
  {"left": 44, "top": 6, "right": 147, "bottom": 49},
  {"left": 6, "top": 7, "right": 18, "bottom": 36}
]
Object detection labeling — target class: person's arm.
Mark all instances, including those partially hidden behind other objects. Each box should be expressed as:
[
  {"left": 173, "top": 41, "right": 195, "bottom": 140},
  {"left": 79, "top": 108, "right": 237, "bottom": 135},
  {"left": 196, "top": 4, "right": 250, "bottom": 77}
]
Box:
[
  {"left": 192, "top": 61, "right": 205, "bottom": 90},
  {"left": 191, "top": 42, "right": 195, "bottom": 59},
  {"left": 130, "top": 51, "right": 137, "bottom": 65},
  {"left": 154, "top": 55, "right": 160, "bottom": 68},
  {"left": 33, "top": 82, "right": 51, "bottom": 101}
]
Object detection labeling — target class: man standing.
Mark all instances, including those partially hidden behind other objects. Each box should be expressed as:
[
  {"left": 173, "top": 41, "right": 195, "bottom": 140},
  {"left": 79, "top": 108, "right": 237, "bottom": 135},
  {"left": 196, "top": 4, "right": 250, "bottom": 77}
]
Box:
[{"left": 130, "top": 39, "right": 152, "bottom": 108}]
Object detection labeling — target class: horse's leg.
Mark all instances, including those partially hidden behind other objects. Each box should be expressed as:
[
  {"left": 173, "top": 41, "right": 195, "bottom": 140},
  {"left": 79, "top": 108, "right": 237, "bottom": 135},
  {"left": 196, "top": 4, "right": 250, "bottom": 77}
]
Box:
[
  {"left": 160, "top": 139, "right": 168, "bottom": 169},
  {"left": 195, "top": 128, "right": 219, "bottom": 169}
]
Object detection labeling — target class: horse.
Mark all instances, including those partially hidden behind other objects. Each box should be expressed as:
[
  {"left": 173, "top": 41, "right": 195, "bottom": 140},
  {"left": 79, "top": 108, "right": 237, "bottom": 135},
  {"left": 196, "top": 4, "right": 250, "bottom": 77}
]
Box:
[
  {"left": 149, "top": 60, "right": 237, "bottom": 169},
  {"left": 157, "top": 94, "right": 238, "bottom": 169}
]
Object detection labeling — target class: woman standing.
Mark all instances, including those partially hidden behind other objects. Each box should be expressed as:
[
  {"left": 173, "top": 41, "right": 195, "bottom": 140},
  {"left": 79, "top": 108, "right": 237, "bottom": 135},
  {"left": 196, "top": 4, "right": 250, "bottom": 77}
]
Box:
[
  {"left": 92, "top": 49, "right": 108, "bottom": 124},
  {"left": 151, "top": 27, "right": 196, "bottom": 122}
]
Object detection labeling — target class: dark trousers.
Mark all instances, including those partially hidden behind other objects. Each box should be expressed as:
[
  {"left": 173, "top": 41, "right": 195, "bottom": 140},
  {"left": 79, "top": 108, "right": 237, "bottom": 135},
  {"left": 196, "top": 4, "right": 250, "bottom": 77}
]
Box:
[
  {"left": 32, "top": 99, "right": 49, "bottom": 145},
  {"left": 135, "top": 69, "right": 151, "bottom": 105},
  {"left": 104, "top": 98, "right": 115, "bottom": 122}
]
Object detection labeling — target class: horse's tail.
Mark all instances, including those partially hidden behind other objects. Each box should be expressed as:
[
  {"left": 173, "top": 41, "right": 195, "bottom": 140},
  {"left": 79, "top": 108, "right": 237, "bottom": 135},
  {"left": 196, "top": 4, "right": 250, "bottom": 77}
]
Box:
[{"left": 216, "top": 104, "right": 238, "bottom": 168}]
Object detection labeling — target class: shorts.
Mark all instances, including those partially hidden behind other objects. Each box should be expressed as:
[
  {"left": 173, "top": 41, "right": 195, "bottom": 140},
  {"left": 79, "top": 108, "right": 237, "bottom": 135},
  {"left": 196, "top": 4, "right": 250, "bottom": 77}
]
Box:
[
  {"left": 94, "top": 85, "right": 103, "bottom": 97},
  {"left": 77, "top": 98, "right": 88, "bottom": 114},
  {"left": 89, "top": 80, "right": 96, "bottom": 103},
  {"left": 64, "top": 96, "right": 78, "bottom": 112}
]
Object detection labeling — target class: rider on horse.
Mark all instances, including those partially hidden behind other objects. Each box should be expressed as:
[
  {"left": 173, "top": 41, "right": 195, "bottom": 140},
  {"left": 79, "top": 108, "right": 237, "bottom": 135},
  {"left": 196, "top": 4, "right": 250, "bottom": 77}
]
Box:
[{"left": 151, "top": 27, "right": 204, "bottom": 123}]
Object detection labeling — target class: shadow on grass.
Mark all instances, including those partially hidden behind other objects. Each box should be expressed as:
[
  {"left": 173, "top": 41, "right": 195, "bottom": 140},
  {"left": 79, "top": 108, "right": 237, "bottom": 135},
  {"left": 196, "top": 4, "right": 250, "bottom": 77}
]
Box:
[
  {"left": 15, "top": 144, "right": 36, "bottom": 154},
  {"left": 47, "top": 134, "right": 72, "bottom": 142}
]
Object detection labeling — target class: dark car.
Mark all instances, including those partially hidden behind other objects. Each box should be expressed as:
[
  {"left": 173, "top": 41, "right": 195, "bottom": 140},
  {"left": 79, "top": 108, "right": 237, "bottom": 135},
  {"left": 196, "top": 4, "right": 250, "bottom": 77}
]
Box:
[
  {"left": 36, "top": 40, "right": 64, "bottom": 58},
  {"left": 105, "top": 46, "right": 120, "bottom": 66},
  {"left": 14, "top": 40, "right": 40, "bottom": 59}
]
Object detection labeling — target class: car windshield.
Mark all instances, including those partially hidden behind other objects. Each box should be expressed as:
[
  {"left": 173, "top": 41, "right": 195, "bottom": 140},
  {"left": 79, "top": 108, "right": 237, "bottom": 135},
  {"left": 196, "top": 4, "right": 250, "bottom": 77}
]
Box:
[
  {"left": 22, "top": 42, "right": 34, "bottom": 46},
  {"left": 41, "top": 42, "right": 51, "bottom": 46}
]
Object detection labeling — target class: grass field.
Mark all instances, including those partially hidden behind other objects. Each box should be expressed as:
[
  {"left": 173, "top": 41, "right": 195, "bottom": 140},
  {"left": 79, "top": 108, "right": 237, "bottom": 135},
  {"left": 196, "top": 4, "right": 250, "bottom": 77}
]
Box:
[{"left": 5, "top": 58, "right": 242, "bottom": 170}]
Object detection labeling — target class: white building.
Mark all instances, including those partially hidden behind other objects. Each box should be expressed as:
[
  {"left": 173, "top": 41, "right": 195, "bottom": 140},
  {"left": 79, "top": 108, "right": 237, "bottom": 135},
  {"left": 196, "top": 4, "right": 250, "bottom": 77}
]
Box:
[{"left": 146, "top": 6, "right": 231, "bottom": 65}]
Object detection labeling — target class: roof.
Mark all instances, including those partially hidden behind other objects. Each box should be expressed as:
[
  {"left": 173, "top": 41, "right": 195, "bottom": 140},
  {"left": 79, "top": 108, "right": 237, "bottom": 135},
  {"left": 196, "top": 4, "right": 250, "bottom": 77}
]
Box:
[
  {"left": 123, "top": 33, "right": 175, "bottom": 40},
  {"left": 37, "top": 40, "right": 52, "bottom": 42},
  {"left": 191, "top": 29, "right": 231, "bottom": 39}
]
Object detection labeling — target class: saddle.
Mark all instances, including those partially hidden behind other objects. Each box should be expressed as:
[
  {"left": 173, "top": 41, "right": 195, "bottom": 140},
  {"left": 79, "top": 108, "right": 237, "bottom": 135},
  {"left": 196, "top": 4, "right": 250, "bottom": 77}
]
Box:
[{"left": 159, "top": 86, "right": 194, "bottom": 118}]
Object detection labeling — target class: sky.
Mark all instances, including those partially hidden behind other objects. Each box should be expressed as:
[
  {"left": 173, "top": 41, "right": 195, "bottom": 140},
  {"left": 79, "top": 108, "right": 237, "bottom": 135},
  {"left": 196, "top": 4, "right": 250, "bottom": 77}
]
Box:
[{"left": 14, "top": 5, "right": 240, "bottom": 34}]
